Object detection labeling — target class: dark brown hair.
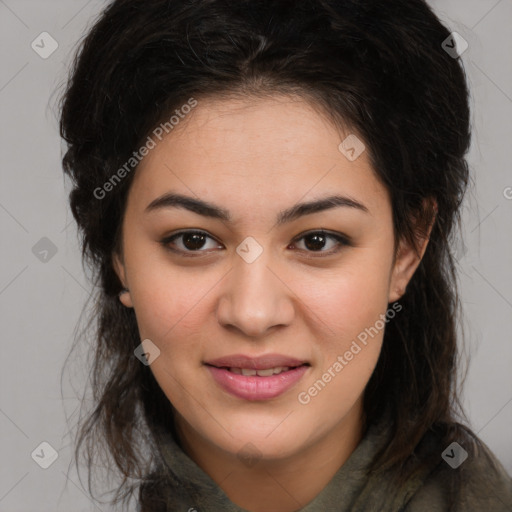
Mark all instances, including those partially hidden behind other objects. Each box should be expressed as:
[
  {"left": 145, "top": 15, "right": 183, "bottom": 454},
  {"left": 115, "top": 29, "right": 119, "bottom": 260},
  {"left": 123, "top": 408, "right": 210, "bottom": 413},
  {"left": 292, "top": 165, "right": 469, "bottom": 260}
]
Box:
[{"left": 59, "top": 0, "right": 479, "bottom": 509}]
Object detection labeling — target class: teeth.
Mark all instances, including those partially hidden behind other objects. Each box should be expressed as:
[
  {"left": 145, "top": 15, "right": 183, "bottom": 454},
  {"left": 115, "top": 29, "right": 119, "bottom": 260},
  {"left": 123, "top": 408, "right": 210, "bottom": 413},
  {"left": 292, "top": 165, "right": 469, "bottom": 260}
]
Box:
[
  {"left": 255, "top": 368, "right": 275, "bottom": 377},
  {"left": 229, "top": 366, "right": 291, "bottom": 376}
]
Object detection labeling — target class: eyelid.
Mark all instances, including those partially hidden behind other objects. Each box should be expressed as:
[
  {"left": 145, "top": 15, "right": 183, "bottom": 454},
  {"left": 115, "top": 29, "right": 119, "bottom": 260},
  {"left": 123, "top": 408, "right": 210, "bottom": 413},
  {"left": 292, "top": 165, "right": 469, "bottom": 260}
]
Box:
[
  {"left": 291, "top": 228, "right": 350, "bottom": 245},
  {"left": 290, "top": 229, "right": 350, "bottom": 256},
  {"left": 160, "top": 229, "right": 350, "bottom": 256},
  {"left": 161, "top": 229, "right": 223, "bottom": 256}
]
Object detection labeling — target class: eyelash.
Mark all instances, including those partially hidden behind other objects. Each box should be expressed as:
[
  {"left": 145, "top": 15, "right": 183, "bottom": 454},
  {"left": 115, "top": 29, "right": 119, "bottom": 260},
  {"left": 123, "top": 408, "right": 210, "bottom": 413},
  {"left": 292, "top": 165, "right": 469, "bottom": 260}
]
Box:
[{"left": 160, "top": 229, "right": 350, "bottom": 258}]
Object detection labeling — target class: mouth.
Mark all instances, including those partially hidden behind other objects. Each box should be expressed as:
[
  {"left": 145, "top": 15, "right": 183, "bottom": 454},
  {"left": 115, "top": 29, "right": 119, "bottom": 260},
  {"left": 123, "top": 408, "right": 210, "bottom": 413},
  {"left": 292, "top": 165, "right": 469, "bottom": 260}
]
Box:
[
  {"left": 204, "top": 353, "right": 309, "bottom": 370},
  {"left": 213, "top": 365, "right": 302, "bottom": 376},
  {"left": 204, "top": 354, "right": 310, "bottom": 401}
]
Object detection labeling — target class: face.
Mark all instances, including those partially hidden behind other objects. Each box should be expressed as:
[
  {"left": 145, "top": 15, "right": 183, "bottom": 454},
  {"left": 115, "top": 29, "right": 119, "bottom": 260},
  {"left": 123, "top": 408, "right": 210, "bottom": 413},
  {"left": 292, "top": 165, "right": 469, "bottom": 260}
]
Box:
[{"left": 114, "top": 95, "right": 427, "bottom": 463}]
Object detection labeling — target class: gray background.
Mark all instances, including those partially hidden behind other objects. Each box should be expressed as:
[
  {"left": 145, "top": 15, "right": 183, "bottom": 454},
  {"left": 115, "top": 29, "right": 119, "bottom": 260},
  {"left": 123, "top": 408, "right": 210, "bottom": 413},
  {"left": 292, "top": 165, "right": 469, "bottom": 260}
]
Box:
[{"left": 0, "top": 0, "right": 511, "bottom": 510}]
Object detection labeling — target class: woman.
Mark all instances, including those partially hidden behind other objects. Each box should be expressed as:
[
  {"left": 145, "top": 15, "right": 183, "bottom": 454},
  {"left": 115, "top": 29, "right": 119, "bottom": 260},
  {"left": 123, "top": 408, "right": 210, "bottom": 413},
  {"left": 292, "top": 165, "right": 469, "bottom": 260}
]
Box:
[{"left": 59, "top": 0, "right": 512, "bottom": 510}]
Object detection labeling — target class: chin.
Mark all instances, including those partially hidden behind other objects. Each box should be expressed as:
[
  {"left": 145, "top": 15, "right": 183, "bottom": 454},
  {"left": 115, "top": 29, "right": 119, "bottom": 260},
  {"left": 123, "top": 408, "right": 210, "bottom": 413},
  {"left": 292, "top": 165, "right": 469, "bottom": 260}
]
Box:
[{"left": 211, "top": 417, "right": 311, "bottom": 460}]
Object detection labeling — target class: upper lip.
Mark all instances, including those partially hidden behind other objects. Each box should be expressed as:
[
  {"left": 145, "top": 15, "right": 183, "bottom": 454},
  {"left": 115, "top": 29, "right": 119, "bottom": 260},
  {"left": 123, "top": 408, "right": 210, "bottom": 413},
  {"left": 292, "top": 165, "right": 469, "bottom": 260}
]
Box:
[{"left": 204, "top": 353, "right": 309, "bottom": 370}]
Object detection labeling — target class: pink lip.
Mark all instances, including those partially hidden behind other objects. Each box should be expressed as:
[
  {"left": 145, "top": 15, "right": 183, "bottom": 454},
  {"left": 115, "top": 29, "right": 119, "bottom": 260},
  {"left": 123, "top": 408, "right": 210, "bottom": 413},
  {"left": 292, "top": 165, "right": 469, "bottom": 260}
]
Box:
[{"left": 204, "top": 353, "right": 310, "bottom": 401}]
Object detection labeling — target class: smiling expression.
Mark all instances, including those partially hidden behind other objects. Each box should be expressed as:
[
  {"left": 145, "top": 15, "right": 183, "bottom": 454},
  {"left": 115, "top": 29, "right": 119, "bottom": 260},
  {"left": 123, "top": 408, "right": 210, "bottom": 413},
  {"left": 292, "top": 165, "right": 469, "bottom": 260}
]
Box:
[{"left": 113, "top": 94, "right": 426, "bottom": 462}]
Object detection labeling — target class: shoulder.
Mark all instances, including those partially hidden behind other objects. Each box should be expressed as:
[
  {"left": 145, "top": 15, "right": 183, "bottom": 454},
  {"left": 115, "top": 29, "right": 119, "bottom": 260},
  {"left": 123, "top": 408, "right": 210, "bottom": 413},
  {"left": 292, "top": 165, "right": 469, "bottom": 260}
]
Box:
[
  {"left": 405, "top": 426, "right": 512, "bottom": 512},
  {"left": 138, "top": 474, "right": 170, "bottom": 512}
]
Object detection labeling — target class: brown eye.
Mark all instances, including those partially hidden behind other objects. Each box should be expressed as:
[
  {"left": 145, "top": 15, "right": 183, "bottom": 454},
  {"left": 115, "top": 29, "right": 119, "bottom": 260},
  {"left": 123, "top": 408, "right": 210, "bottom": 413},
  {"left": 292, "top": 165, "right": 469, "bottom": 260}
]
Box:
[
  {"left": 291, "top": 230, "right": 349, "bottom": 255},
  {"left": 161, "top": 230, "right": 223, "bottom": 254},
  {"left": 181, "top": 232, "right": 207, "bottom": 250},
  {"left": 161, "top": 229, "right": 350, "bottom": 257}
]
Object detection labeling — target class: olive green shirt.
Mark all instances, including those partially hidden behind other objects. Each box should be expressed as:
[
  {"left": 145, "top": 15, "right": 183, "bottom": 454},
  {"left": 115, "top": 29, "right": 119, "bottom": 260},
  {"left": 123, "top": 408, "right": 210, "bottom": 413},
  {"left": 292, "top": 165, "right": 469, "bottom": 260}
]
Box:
[{"left": 142, "top": 420, "right": 512, "bottom": 511}]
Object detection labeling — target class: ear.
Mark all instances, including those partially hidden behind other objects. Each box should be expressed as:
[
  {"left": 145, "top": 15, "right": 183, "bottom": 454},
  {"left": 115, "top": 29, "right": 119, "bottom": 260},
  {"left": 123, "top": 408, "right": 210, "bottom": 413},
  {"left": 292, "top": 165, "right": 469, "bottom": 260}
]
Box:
[
  {"left": 112, "top": 251, "right": 134, "bottom": 308},
  {"left": 388, "top": 198, "right": 437, "bottom": 303}
]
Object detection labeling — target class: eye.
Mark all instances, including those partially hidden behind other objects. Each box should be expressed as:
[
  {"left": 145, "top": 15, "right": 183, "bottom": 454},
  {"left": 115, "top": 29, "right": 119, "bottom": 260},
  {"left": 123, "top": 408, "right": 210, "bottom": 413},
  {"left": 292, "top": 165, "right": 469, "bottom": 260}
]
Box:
[
  {"left": 290, "top": 230, "right": 349, "bottom": 256},
  {"left": 161, "top": 229, "right": 350, "bottom": 257},
  {"left": 161, "top": 230, "right": 223, "bottom": 255}
]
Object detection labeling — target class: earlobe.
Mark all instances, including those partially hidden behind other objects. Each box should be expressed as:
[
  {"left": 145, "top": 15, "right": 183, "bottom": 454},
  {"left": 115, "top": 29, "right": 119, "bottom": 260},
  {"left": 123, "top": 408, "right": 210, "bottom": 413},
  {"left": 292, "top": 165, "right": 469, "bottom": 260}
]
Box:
[
  {"left": 388, "top": 240, "right": 420, "bottom": 303},
  {"left": 112, "top": 252, "right": 134, "bottom": 308},
  {"left": 118, "top": 288, "right": 134, "bottom": 308}
]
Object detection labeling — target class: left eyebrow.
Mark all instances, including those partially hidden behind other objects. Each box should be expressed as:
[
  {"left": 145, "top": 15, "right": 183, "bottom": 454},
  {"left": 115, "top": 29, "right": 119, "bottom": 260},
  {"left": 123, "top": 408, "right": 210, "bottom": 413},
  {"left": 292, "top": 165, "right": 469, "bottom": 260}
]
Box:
[{"left": 144, "top": 192, "right": 370, "bottom": 224}]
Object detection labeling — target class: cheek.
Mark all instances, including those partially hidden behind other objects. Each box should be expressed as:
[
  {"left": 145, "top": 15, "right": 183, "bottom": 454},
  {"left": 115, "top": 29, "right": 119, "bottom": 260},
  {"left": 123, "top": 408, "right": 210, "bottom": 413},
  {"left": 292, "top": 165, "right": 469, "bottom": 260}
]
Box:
[
  {"left": 297, "top": 337, "right": 381, "bottom": 437},
  {"left": 293, "top": 257, "right": 393, "bottom": 345},
  {"left": 295, "top": 268, "right": 388, "bottom": 419},
  {"left": 134, "top": 283, "right": 213, "bottom": 348},
  {"left": 129, "top": 269, "right": 214, "bottom": 405},
  {"left": 126, "top": 241, "right": 219, "bottom": 335}
]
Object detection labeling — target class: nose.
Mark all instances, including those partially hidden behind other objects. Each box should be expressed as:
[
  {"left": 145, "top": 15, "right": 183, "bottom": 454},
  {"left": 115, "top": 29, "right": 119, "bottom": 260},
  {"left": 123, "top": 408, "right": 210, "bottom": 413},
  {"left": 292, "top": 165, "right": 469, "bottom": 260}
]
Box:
[{"left": 215, "top": 247, "right": 295, "bottom": 338}]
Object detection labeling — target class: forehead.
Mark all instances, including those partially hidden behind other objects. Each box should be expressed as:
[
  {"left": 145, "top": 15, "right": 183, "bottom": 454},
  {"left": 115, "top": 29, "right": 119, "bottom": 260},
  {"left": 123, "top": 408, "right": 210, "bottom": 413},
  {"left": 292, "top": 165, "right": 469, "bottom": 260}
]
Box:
[{"left": 127, "top": 95, "right": 390, "bottom": 222}]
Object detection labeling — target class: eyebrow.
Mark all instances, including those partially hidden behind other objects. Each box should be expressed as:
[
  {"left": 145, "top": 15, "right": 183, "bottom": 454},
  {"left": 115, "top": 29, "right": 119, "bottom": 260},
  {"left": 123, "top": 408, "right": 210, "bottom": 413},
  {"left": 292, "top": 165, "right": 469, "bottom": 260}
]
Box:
[{"left": 145, "top": 192, "right": 370, "bottom": 225}]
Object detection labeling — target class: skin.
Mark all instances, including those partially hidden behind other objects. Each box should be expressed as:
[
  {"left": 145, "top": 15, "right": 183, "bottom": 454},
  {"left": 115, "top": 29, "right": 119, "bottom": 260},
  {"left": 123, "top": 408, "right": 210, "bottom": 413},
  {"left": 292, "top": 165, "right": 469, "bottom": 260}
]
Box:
[{"left": 113, "top": 95, "right": 433, "bottom": 512}]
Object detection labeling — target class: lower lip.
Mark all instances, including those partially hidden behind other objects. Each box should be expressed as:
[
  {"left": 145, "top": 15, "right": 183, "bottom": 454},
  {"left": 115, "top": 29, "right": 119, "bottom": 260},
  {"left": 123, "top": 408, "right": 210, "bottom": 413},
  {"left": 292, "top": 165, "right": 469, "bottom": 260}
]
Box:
[{"left": 206, "top": 365, "right": 309, "bottom": 401}]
